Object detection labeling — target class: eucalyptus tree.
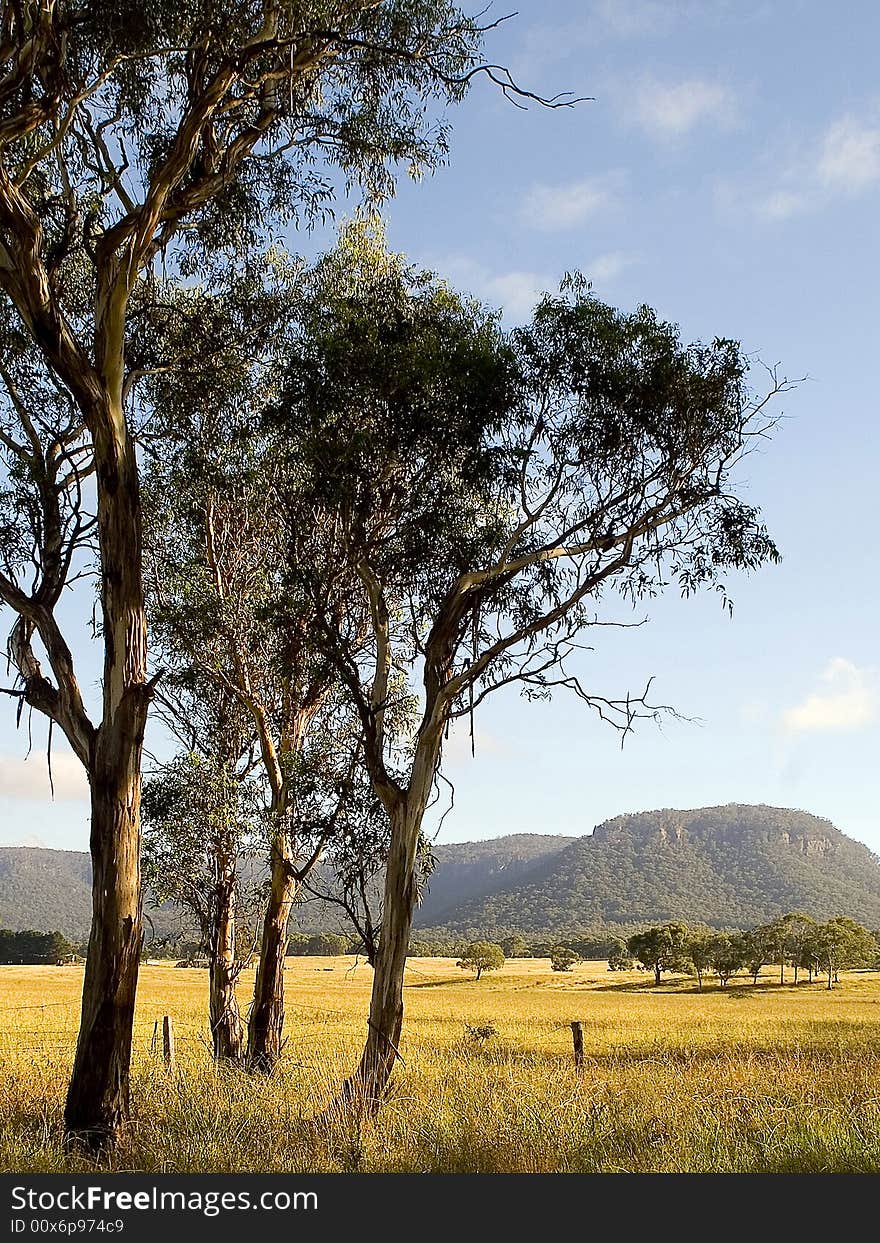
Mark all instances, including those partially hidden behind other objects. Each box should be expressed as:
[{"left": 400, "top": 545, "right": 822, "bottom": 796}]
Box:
[
  {"left": 141, "top": 678, "right": 265, "bottom": 1062},
  {"left": 779, "top": 912, "right": 816, "bottom": 986},
  {"left": 707, "top": 932, "right": 747, "bottom": 988},
  {"left": 144, "top": 396, "right": 368, "bottom": 1071},
  {"left": 0, "top": 0, "right": 536, "bottom": 1144},
  {"left": 275, "top": 241, "right": 788, "bottom": 1115},
  {"left": 627, "top": 924, "right": 693, "bottom": 988},
  {"left": 687, "top": 931, "right": 712, "bottom": 991},
  {"left": 814, "top": 918, "right": 877, "bottom": 990}
]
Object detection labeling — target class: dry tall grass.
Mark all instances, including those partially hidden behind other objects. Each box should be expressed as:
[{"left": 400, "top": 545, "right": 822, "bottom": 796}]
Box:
[{"left": 2, "top": 957, "right": 879, "bottom": 1173}]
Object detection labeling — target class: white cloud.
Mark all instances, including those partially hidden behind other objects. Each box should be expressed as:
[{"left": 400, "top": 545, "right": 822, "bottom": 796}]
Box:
[
  {"left": 588, "top": 251, "right": 638, "bottom": 282},
  {"left": 756, "top": 189, "right": 809, "bottom": 221},
  {"left": 629, "top": 78, "right": 737, "bottom": 138},
  {"left": 479, "top": 270, "right": 550, "bottom": 319},
  {"left": 742, "top": 110, "right": 880, "bottom": 223},
  {"left": 0, "top": 751, "right": 88, "bottom": 802},
  {"left": 520, "top": 177, "right": 611, "bottom": 231},
  {"left": 782, "top": 658, "right": 877, "bottom": 734},
  {"left": 817, "top": 115, "right": 880, "bottom": 193},
  {"left": 432, "top": 246, "right": 635, "bottom": 326},
  {"left": 435, "top": 256, "right": 553, "bottom": 322},
  {"left": 444, "top": 722, "right": 506, "bottom": 763}
]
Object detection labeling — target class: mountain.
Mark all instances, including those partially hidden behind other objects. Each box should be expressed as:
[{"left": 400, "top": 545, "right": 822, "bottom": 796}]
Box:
[
  {"left": 415, "top": 833, "right": 576, "bottom": 925},
  {"left": 0, "top": 834, "right": 572, "bottom": 941},
  {"left": 0, "top": 847, "right": 93, "bottom": 938},
  {"left": 3, "top": 806, "right": 880, "bottom": 940},
  {"left": 422, "top": 805, "right": 880, "bottom": 935},
  {"left": 0, "top": 847, "right": 185, "bottom": 940}
]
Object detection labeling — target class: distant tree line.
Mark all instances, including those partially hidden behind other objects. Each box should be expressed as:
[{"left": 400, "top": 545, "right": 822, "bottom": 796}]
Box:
[
  {"left": 622, "top": 914, "right": 878, "bottom": 990},
  {"left": 0, "top": 930, "right": 73, "bottom": 964}
]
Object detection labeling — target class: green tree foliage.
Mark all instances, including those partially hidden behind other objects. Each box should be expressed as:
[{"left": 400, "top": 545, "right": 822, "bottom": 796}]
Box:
[
  {"left": 287, "top": 932, "right": 353, "bottom": 957},
  {"left": 627, "top": 922, "right": 692, "bottom": 986},
  {"left": 0, "top": 929, "right": 72, "bottom": 964},
  {"left": 456, "top": 942, "right": 505, "bottom": 980},
  {"left": 813, "top": 918, "right": 878, "bottom": 989},
  {"left": 607, "top": 939, "right": 634, "bottom": 971},
  {"left": 500, "top": 933, "right": 530, "bottom": 959},
  {"left": 707, "top": 932, "right": 747, "bottom": 987},
  {"left": 779, "top": 912, "right": 817, "bottom": 984},
  {"left": 550, "top": 945, "right": 581, "bottom": 972},
  {"left": 687, "top": 932, "right": 713, "bottom": 991}
]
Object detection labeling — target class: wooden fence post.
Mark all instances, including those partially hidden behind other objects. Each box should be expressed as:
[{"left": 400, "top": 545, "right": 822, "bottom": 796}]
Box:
[
  {"left": 162, "top": 1015, "right": 175, "bottom": 1069},
  {"left": 571, "top": 1020, "right": 584, "bottom": 1068},
  {"left": 150, "top": 1019, "right": 158, "bottom": 1054}
]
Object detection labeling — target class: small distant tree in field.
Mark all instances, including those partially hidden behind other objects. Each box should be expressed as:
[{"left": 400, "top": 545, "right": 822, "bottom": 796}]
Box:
[
  {"left": 814, "top": 918, "right": 877, "bottom": 990},
  {"left": 550, "top": 945, "right": 580, "bottom": 972},
  {"left": 742, "top": 926, "right": 776, "bottom": 984},
  {"left": 500, "top": 934, "right": 530, "bottom": 959},
  {"left": 687, "top": 932, "right": 713, "bottom": 991},
  {"left": 627, "top": 923, "right": 692, "bottom": 986},
  {"left": 607, "top": 939, "right": 633, "bottom": 971},
  {"left": 457, "top": 942, "right": 505, "bottom": 980},
  {"left": 708, "top": 933, "right": 747, "bottom": 988},
  {"left": 758, "top": 917, "right": 792, "bottom": 984},
  {"left": 777, "top": 913, "right": 817, "bottom": 985}
]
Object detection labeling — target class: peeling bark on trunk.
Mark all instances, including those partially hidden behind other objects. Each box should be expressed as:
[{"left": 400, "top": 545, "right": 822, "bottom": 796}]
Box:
[
  {"left": 246, "top": 834, "right": 295, "bottom": 1071},
  {"left": 209, "top": 867, "right": 243, "bottom": 1062},
  {"left": 333, "top": 730, "right": 439, "bottom": 1116},
  {"left": 64, "top": 719, "right": 145, "bottom": 1148},
  {"left": 63, "top": 407, "right": 148, "bottom": 1150},
  {"left": 336, "top": 804, "right": 416, "bottom": 1114}
]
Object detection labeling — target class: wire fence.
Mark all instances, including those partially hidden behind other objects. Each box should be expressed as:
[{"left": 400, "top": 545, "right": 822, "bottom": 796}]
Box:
[{"left": 0, "top": 994, "right": 364, "bottom": 1068}]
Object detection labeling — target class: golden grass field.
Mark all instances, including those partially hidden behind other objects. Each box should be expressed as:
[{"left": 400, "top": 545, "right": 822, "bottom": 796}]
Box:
[{"left": 2, "top": 956, "right": 880, "bottom": 1174}]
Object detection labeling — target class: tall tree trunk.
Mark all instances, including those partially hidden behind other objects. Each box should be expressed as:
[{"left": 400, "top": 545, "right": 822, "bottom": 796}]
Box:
[
  {"left": 334, "top": 793, "right": 425, "bottom": 1116},
  {"left": 247, "top": 833, "right": 295, "bottom": 1071},
  {"left": 209, "top": 866, "right": 243, "bottom": 1062},
  {"left": 654, "top": 964, "right": 661, "bottom": 986},
  {"left": 64, "top": 760, "right": 143, "bottom": 1148},
  {"left": 63, "top": 412, "right": 148, "bottom": 1150}
]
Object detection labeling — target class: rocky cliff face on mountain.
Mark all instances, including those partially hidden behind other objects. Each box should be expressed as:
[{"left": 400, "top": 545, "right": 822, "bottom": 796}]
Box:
[{"left": 417, "top": 805, "right": 880, "bottom": 934}]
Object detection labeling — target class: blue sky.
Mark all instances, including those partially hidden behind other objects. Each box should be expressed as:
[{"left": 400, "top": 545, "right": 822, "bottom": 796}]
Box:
[{"left": 1, "top": 0, "right": 879, "bottom": 855}]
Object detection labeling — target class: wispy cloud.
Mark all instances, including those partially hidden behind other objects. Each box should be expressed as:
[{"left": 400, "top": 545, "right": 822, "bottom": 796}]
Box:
[
  {"left": 0, "top": 751, "right": 88, "bottom": 802},
  {"left": 587, "top": 251, "right": 638, "bottom": 282},
  {"left": 750, "top": 110, "right": 880, "bottom": 220},
  {"left": 782, "top": 658, "right": 877, "bottom": 734},
  {"left": 435, "top": 248, "right": 635, "bottom": 323},
  {"left": 434, "top": 256, "right": 553, "bottom": 322},
  {"left": 817, "top": 115, "right": 880, "bottom": 193},
  {"left": 516, "top": 2, "right": 731, "bottom": 70},
  {"left": 628, "top": 77, "right": 738, "bottom": 138},
  {"left": 444, "top": 721, "right": 506, "bottom": 763},
  {"left": 520, "top": 177, "right": 612, "bottom": 231}
]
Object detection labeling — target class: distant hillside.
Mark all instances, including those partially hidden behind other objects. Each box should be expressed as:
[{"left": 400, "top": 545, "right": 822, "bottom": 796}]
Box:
[
  {"left": 425, "top": 805, "right": 880, "bottom": 935},
  {"left": 415, "top": 833, "right": 576, "bottom": 925},
  {"left": 0, "top": 848, "right": 186, "bottom": 940},
  {"left": 3, "top": 806, "right": 880, "bottom": 940},
  {"left": 0, "top": 848, "right": 92, "bottom": 938},
  {"left": 0, "top": 834, "right": 573, "bottom": 940}
]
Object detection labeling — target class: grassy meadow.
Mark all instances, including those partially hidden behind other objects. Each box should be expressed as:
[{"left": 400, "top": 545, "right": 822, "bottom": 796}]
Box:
[{"left": 2, "top": 956, "right": 880, "bottom": 1174}]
